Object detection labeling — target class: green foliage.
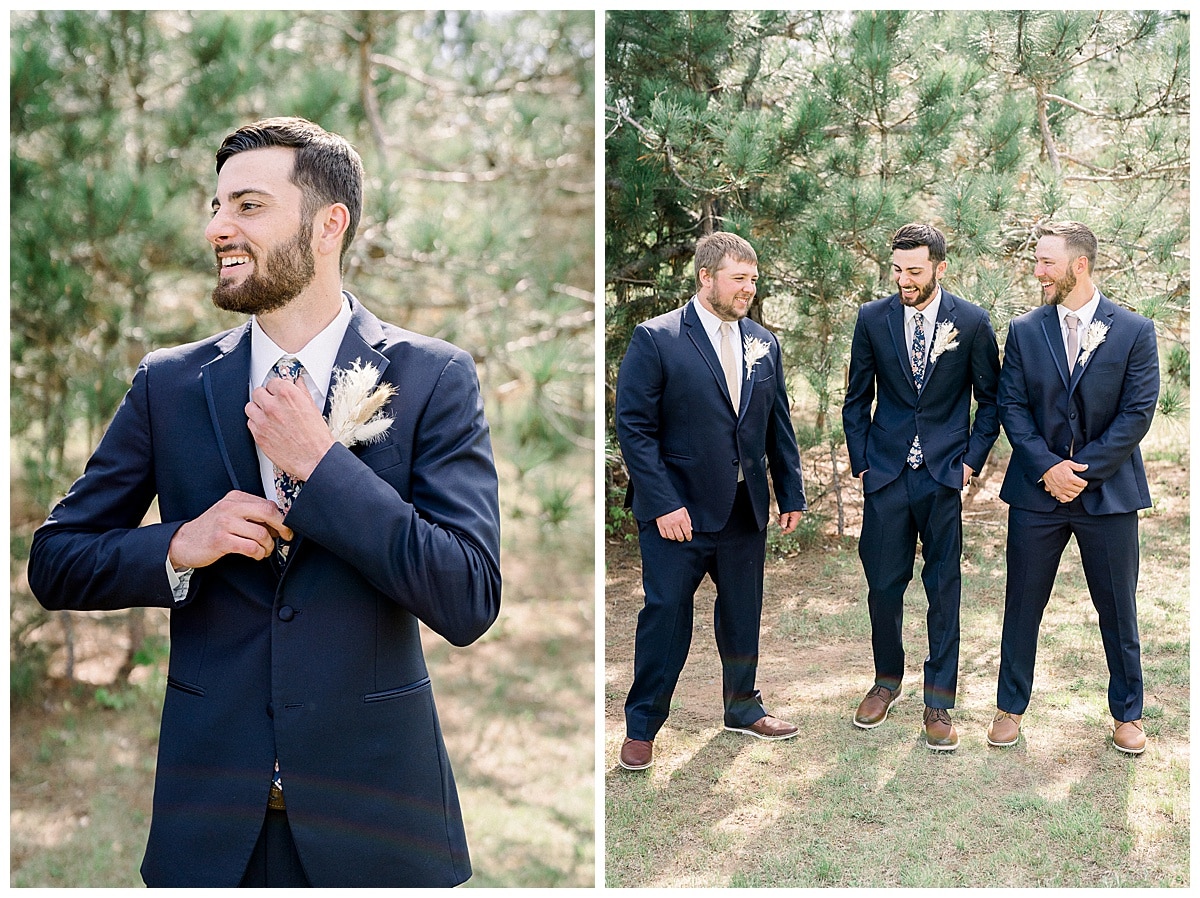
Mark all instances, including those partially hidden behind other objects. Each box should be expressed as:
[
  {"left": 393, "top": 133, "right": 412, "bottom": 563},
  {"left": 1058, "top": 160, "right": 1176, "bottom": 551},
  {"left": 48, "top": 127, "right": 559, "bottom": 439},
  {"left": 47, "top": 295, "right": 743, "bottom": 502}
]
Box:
[{"left": 606, "top": 9, "right": 1189, "bottom": 539}]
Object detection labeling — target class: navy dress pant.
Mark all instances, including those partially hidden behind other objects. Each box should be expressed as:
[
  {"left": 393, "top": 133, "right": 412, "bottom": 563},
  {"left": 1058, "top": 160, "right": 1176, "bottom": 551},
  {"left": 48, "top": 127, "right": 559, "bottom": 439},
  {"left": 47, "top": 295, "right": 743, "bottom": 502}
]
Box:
[
  {"left": 858, "top": 464, "right": 962, "bottom": 709},
  {"left": 998, "top": 504, "right": 1143, "bottom": 722},
  {"left": 625, "top": 483, "right": 767, "bottom": 740}
]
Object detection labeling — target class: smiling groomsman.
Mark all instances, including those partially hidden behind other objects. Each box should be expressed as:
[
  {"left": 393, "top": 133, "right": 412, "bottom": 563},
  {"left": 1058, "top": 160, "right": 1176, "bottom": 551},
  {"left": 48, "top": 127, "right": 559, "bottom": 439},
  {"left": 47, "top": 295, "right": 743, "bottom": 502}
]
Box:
[
  {"left": 989, "top": 220, "right": 1158, "bottom": 754},
  {"left": 843, "top": 223, "right": 1000, "bottom": 751},
  {"left": 615, "top": 231, "right": 807, "bottom": 771}
]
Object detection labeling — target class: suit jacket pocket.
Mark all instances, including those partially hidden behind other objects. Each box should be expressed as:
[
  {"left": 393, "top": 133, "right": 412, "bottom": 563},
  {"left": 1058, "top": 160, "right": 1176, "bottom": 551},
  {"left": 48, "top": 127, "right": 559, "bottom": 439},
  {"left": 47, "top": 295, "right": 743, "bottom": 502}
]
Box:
[
  {"left": 167, "top": 676, "right": 205, "bottom": 697},
  {"left": 363, "top": 676, "right": 432, "bottom": 703},
  {"left": 357, "top": 441, "right": 404, "bottom": 474}
]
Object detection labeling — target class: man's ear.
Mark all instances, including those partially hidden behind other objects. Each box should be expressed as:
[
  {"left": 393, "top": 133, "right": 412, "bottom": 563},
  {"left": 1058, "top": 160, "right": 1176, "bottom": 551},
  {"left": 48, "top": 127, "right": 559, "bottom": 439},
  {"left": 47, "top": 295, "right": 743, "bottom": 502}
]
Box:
[{"left": 315, "top": 203, "right": 350, "bottom": 258}]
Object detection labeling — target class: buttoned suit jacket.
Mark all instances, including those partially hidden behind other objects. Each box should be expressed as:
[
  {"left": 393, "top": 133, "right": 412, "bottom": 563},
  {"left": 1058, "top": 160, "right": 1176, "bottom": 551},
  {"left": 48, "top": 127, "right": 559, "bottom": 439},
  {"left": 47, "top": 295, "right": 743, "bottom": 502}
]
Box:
[
  {"left": 843, "top": 290, "right": 1001, "bottom": 494},
  {"left": 616, "top": 300, "right": 806, "bottom": 533},
  {"left": 28, "top": 294, "right": 502, "bottom": 887},
  {"left": 998, "top": 294, "right": 1158, "bottom": 515}
]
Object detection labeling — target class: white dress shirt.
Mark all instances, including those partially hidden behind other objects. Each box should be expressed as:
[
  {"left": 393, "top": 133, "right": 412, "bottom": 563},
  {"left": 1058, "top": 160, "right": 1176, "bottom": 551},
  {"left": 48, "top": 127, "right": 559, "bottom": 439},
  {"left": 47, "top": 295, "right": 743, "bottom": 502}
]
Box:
[
  {"left": 692, "top": 295, "right": 744, "bottom": 374},
  {"left": 1058, "top": 288, "right": 1102, "bottom": 362},
  {"left": 903, "top": 287, "right": 943, "bottom": 371},
  {"left": 167, "top": 296, "right": 353, "bottom": 600}
]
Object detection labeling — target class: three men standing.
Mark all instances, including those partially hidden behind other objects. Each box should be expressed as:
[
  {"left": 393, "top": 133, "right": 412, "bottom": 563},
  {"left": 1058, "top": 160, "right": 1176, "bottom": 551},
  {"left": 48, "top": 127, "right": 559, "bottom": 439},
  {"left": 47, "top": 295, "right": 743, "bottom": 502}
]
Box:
[
  {"left": 843, "top": 224, "right": 1001, "bottom": 751},
  {"left": 615, "top": 233, "right": 807, "bottom": 771}
]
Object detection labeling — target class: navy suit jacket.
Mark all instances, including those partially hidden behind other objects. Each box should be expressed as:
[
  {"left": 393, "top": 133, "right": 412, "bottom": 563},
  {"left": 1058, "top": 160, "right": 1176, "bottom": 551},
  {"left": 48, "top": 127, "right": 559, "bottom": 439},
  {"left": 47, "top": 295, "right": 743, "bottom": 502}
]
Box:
[
  {"left": 998, "top": 294, "right": 1158, "bottom": 515},
  {"left": 616, "top": 300, "right": 806, "bottom": 533},
  {"left": 28, "top": 295, "right": 502, "bottom": 887},
  {"left": 843, "top": 290, "right": 1001, "bottom": 494}
]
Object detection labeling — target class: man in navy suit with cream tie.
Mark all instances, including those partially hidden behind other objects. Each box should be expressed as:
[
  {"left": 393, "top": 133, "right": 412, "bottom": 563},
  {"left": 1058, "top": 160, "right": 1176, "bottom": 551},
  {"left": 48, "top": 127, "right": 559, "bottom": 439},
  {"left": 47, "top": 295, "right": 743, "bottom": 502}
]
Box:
[
  {"left": 988, "top": 220, "right": 1158, "bottom": 755},
  {"left": 615, "top": 232, "right": 807, "bottom": 771},
  {"left": 843, "top": 223, "right": 1000, "bottom": 751},
  {"left": 29, "top": 118, "right": 501, "bottom": 885}
]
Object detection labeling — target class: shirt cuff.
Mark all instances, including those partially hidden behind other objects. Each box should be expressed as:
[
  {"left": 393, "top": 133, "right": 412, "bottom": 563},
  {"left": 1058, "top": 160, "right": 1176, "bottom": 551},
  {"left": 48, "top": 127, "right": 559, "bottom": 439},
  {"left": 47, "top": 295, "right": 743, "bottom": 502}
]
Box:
[{"left": 166, "top": 556, "right": 193, "bottom": 604}]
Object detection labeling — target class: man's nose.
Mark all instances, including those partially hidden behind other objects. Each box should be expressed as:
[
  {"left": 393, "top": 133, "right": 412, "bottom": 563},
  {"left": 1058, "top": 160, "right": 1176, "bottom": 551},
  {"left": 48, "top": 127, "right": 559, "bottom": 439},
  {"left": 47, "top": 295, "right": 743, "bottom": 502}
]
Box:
[{"left": 205, "top": 208, "right": 237, "bottom": 246}]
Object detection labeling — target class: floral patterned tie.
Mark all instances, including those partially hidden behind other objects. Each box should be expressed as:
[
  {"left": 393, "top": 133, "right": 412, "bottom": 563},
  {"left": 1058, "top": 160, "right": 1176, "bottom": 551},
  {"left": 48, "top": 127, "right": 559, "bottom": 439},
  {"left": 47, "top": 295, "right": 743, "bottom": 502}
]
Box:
[
  {"left": 907, "top": 314, "right": 926, "bottom": 469},
  {"left": 268, "top": 357, "right": 305, "bottom": 560}
]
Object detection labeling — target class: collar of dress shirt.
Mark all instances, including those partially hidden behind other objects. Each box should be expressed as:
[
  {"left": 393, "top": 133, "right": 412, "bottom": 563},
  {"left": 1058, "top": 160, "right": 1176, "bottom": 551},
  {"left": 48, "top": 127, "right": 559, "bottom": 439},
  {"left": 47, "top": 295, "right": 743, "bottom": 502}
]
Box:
[
  {"left": 250, "top": 294, "right": 353, "bottom": 403},
  {"left": 1057, "top": 287, "right": 1102, "bottom": 334},
  {"left": 692, "top": 295, "right": 744, "bottom": 358},
  {"left": 903, "top": 286, "right": 943, "bottom": 330}
]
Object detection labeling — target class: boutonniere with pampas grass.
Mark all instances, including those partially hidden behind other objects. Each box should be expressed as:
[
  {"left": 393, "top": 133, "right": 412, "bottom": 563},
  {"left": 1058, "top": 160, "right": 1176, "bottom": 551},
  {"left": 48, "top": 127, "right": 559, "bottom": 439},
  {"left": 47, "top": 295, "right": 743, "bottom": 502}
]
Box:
[
  {"left": 326, "top": 361, "right": 396, "bottom": 448},
  {"left": 928, "top": 321, "right": 960, "bottom": 364},
  {"left": 1077, "top": 321, "right": 1110, "bottom": 368},
  {"left": 743, "top": 335, "right": 770, "bottom": 380}
]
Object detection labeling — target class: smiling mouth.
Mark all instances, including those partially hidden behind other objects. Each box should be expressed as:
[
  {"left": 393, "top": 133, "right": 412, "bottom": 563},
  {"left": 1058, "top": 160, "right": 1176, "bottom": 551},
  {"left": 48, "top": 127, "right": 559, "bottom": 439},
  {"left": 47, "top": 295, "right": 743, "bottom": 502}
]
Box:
[{"left": 220, "top": 255, "right": 251, "bottom": 269}]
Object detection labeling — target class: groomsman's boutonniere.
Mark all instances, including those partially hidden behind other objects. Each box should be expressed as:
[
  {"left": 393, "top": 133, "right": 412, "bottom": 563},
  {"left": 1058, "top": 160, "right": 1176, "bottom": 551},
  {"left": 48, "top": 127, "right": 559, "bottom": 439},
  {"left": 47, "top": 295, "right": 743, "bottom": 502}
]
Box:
[
  {"left": 1077, "top": 321, "right": 1110, "bottom": 368},
  {"left": 326, "top": 361, "right": 396, "bottom": 448},
  {"left": 929, "top": 321, "right": 960, "bottom": 364},
  {"left": 743, "top": 335, "right": 770, "bottom": 380}
]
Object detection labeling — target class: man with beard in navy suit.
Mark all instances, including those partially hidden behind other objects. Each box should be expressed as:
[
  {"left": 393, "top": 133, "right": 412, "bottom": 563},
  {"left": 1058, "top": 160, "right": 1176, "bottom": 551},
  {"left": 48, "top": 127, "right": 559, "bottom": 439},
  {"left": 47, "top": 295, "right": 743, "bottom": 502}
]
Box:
[
  {"left": 987, "top": 220, "right": 1158, "bottom": 755},
  {"left": 615, "top": 232, "right": 807, "bottom": 771},
  {"left": 843, "top": 223, "right": 1000, "bottom": 751}
]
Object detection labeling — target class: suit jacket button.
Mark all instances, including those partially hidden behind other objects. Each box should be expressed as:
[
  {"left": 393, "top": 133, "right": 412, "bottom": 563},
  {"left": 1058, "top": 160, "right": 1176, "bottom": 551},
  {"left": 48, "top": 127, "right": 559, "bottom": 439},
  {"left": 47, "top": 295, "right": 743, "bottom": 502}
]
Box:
[
  {"left": 1070, "top": 412, "right": 1077, "bottom": 419},
  {"left": 278, "top": 605, "right": 295, "bottom": 622},
  {"left": 732, "top": 459, "right": 739, "bottom": 467},
  {"left": 266, "top": 701, "right": 274, "bottom": 718}
]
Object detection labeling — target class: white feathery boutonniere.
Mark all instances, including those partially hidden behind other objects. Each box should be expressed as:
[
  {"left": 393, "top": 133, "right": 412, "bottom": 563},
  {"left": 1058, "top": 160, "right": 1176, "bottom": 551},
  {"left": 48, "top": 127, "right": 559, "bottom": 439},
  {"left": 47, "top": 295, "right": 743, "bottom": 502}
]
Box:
[
  {"left": 743, "top": 334, "right": 770, "bottom": 380},
  {"left": 1077, "top": 321, "right": 1110, "bottom": 369},
  {"left": 928, "top": 320, "right": 960, "bottom": 364},
  {"left": 326, "top": 360, "right": 396, "bottom": 448}
]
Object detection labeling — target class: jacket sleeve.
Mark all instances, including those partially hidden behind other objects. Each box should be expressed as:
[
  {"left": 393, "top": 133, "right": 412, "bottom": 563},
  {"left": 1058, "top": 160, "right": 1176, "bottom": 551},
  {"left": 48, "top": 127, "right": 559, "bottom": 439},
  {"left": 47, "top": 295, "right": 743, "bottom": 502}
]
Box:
[
  {"left": 614, "top": 324, "right": 684, "bottom": 521},
  {"left": 841, "top": 305, "right": 875, "bottom": 477},
  {"left": 765, "top": 335, "right": 806, "bottom": 514},
  {"left": 998, "top": 322, "right": 1064, "bottom": 480},
  {"left": 963, "top": 309, "right": 1002, "bottom": 473},
  {"left": 1071, "top": 316, "right": 1159, "bottom": 482},
  {"left": 28, "top": 357, "right": 188, "bottom": 612},
  {"left": 287, "top": 351, "right": 502, "bottom": 647}
]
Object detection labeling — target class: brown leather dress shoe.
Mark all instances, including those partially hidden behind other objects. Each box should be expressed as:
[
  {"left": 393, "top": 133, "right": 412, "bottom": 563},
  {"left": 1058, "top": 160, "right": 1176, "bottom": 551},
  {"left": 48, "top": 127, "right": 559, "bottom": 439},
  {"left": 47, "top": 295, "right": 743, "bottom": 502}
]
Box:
[
  {"left": 619, "top": 738, "right": 653, "bottom": 770},
  {"left": 922, "top": 706, "right": 958, "bottom": 751},
  {"left": 853, "top": 683, "right": 902, "bottom": 729},
  {"left": 1113, "top": 719, "right": 1146, "bottom": 755},
  {"left": 724, "top": 715, "right": 799, "bottom": 740},
  {"left": 986, "top": 710, "right": 1022, "bottom": 747}
]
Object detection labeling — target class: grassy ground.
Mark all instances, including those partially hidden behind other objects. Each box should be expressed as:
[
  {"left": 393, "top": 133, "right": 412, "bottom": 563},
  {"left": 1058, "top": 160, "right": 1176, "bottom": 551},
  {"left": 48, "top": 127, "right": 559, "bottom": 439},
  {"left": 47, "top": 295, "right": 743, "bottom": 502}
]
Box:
[
  {"left": 10, "top": 445, "right": 595, "bottom": 888},
  {"left": 604, "top": 421, "right": 1189, "bottom": 887}
]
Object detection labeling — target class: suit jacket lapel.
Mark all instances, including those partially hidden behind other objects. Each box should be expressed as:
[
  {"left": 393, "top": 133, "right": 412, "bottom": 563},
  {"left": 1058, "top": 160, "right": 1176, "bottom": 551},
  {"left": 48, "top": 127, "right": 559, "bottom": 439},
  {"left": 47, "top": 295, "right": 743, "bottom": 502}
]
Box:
[
  {"left": 202, "top": 324, "right": 263, "bottom": 497},
  {"left": 1039, "top": 305, "right": 1072, "bottom": 390},
  {"left": 684, "top": 302, "right": 737, "bottom": 413},
  {"left": 887, "top": 296, "right": 918, "bottom": 392},
  {"left": 325, "top": 294, "right": 391, "bottom": 417},
  {"left": 1067, "top": 294, "right": 1115, "bottom": 395},
  {"left": 919, "top": 292, "right": 957, "bottom": 395}
]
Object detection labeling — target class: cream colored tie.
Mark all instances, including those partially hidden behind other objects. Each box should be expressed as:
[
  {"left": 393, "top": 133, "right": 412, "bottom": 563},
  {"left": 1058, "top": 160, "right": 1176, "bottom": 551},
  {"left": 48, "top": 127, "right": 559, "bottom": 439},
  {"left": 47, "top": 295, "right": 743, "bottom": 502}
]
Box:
[
  {"left": 1066, "top": 314, "right": 1080, "bottom": 374},
  {"left": 719, "top": 322, "right": 740, "bottom": 411}
]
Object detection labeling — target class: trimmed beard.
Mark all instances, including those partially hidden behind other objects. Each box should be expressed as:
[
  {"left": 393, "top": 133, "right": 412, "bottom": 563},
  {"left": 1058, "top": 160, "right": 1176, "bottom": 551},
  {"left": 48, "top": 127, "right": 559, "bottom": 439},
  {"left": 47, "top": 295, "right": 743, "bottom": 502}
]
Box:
[
  {"left": 898, "top": 276, "right": 938, "bottom": 308},
  {"left": 211, "top": 222, "right": 315, "bottom": 316},
  {"left": 1044, "top": 268, "right": 1077, "bottom": 306}
]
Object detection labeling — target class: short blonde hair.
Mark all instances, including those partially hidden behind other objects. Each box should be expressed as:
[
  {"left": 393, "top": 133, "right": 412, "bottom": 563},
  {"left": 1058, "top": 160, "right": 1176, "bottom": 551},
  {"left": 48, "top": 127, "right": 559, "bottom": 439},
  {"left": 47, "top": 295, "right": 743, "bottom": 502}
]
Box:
[{"left": 695, "top": 232, "right": 757, "bottom": 288}]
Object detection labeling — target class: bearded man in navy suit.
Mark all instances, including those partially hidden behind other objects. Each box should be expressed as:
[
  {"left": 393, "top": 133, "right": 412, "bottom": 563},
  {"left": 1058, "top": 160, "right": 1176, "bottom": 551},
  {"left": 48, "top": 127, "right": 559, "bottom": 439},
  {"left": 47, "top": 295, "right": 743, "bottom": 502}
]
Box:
[
  {"left": 615, "top": 232, "right": 807, "bottom": 772},
  {"left": 987, "top": 220, "right": 1158, "bottom": 755},
  {"left": 29, "top": 118, "right": 501, "bottom": 885},
  {"left": 843, "top": 223, "right": 1001, "bottom": 751}
]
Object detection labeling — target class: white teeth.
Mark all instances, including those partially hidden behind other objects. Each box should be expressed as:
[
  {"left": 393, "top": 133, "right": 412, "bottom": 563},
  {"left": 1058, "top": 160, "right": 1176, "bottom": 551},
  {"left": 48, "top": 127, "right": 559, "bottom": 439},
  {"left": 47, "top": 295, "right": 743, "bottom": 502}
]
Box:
[{"left": 221, "top": 256, "right": 250, "bottom": 268}]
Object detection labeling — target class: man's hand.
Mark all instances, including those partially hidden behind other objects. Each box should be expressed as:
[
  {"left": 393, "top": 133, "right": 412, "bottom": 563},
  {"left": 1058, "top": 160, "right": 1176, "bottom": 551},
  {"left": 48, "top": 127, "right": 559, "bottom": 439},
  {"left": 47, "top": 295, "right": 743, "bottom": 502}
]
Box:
[
  {"left": 1042, "top": 459, "right": 1089, "bottom": 503},
  {"left": 656, "top": 507, "right": 693, "bottom": 542},
  {"left": 778, "top": 511, "right": 803, "bottom": 533},
  {"left": 168, "top": 490, "right": 292, "bottom": 569},
  {"left": 246, "top": 375, "right": 335, "bottom": 481},
  {"left": 962, "top": 463, "right": 975, "bottom": 489}
]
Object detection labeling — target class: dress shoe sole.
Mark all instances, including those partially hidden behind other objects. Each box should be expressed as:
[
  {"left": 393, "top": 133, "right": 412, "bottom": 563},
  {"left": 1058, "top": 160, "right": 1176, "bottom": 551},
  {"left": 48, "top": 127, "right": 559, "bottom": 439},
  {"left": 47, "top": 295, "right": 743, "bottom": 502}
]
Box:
[
  {"left": 853, "top": 699, "right": 899, "bottom": 730},
  {"left": 723, "top": 725, "right": 799, "bottom": 741},
  {"left": 924, "top": 734, "right": 959, "bottom": 751},
  {"left": 1112, "top": 740, "right": 1146, "bottom": 756},
  {"left": 618, "top": 756, "right": 653, "bottom": 770},
  {"left": 986, "top": 732, "right": 1019, "bottom": 747}
]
